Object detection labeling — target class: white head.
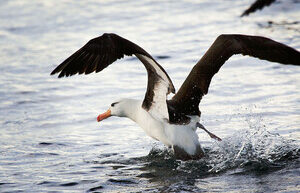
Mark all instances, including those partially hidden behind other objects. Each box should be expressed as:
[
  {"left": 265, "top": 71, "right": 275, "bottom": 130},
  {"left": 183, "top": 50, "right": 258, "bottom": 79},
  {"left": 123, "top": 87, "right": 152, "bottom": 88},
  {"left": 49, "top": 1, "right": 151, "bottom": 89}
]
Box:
[{"left": 97, "top": 98, "right": 139, "bottom": 122}]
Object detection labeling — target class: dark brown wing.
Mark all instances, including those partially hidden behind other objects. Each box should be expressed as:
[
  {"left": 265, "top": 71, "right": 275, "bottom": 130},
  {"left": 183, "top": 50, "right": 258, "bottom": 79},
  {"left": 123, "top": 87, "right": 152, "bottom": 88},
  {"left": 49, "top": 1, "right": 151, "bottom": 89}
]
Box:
[
  {"left": 170, "top": 34, "right": 300, "bottom": 117},
  {"left": 52, "top": 33, "right": 152, "bottom": 77},
  {"left": 241, "top": 0, "right": 276, "bottom": 17},
  {"left": 51, "top": 33, "right": 175, "bottom": 120}
]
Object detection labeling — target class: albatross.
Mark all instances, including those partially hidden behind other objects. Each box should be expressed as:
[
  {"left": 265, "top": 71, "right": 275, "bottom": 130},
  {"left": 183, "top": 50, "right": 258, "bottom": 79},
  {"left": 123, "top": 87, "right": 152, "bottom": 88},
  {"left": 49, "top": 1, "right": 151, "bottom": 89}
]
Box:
[{"left": 51, "top": 33, "right": 300, "bottom": 160}]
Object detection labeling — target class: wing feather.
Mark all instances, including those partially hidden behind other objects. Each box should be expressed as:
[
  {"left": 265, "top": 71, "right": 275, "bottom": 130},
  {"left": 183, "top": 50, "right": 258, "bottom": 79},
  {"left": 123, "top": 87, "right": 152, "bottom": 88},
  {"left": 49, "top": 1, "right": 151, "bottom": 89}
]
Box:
[
  {"left": 170, "top": 34, "right": 300, "bottom": 116},
  {"left": 51, "top": 33, "right": 175, "bottom": 121}
]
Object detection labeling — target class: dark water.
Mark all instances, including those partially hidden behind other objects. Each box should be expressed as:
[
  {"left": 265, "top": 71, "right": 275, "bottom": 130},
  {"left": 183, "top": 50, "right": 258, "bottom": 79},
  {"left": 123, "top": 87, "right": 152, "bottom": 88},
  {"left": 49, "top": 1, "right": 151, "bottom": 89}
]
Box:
[{"left": 0, "top": 0, "right": 299, "bottom": 192}]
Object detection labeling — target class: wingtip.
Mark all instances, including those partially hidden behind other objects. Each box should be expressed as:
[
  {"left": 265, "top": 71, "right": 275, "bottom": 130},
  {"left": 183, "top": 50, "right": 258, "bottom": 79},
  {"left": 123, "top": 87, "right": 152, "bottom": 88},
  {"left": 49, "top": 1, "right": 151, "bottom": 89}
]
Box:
[
  {"left": 50, "top": 70, "right": 64, "bottom": 78},
  {"left": 50, "top": 68, "right": 64, "bottom": 78},
  {"left": 240, "top": 13, "right": 247, "bottom": 17},
  {"left": 50, "top": 70, "right": 56, "bottom": 76},
  {"left": 50, "top": 64, "right": 61, "bottom": 76}
]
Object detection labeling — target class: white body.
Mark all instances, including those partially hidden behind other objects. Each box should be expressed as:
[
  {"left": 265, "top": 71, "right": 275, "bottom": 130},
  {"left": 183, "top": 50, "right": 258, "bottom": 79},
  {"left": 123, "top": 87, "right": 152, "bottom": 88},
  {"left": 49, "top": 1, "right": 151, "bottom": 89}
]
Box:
[{"left": 112, "top": 99, "right": 202, "bottom": 156}]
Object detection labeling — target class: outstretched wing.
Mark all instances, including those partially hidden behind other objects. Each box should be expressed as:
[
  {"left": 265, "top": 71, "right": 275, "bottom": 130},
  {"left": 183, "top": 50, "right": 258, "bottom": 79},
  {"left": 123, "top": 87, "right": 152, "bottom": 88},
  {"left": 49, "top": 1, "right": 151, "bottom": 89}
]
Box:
[
  {"left": 241, "top": 0, "right": 276, "bottom": 17},
  {"left": 170, "top": 34, "right": 300, "bottom": 116},
  {"left": 51, "top": 33, "right": 175, "bottom": 120}
]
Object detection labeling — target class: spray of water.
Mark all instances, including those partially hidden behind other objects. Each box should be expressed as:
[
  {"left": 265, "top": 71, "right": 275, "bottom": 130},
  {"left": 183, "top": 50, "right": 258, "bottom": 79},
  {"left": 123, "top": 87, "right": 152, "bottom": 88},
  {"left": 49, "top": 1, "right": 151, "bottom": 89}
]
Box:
[
  {"left": 143, "top": 114, "right": 299, "bottom": 176},
  {"left": 205, "top": 115, "right": 299, "bottom": 173}
]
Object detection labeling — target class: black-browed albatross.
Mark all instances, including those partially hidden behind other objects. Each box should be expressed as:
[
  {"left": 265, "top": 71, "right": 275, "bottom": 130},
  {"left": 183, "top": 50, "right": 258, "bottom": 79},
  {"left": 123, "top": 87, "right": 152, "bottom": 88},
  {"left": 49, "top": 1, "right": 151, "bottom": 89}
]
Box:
[{"left": 51, "top": 33, "right": 300, "bottom": 160}]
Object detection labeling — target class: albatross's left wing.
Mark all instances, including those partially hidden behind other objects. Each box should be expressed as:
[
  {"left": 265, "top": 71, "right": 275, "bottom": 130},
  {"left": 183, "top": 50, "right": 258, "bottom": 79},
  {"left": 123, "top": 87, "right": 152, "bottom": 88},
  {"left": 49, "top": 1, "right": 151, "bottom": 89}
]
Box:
[{"left": 170, "top": 34, "right": 300, "bottom": 116}]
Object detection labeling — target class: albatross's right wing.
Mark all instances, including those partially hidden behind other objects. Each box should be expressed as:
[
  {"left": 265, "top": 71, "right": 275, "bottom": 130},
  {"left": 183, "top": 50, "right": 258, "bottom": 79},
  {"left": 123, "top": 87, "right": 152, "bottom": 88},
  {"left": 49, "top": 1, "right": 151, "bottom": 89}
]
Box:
[
  {"left": 171, "top": 34, "right": 300, "bottom": 115},
  {"left": 51, "top": 33, "right": 175, "bottom": 121}
]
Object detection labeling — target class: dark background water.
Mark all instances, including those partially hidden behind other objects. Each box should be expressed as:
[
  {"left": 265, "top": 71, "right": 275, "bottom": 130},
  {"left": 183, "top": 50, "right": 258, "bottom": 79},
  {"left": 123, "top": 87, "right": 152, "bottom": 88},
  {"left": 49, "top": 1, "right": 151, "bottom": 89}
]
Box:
[{"left": 0, "top": 0, "right": 299, "bottom": 192}]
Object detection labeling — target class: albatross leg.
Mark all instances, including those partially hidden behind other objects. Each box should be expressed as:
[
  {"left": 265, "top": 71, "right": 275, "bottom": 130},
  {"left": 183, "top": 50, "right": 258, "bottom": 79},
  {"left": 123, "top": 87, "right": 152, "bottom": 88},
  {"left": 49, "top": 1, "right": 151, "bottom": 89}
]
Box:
[{"left": 196, "top": 122, "right": 222, "bottom": 141}]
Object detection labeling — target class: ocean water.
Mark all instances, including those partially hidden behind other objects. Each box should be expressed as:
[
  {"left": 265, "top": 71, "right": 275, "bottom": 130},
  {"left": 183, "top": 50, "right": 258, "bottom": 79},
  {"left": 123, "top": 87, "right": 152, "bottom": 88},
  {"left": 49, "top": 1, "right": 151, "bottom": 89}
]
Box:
[{"left": 0, "top": 0, "right": 299, "bottom": 192}]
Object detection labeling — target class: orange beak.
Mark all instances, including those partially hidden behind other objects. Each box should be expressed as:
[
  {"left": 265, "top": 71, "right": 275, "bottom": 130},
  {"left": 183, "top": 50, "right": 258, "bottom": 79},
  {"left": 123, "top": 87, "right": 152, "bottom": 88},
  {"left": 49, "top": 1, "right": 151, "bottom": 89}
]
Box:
[{"left": 97, "top": 109, "right": 111, "bottom": 122}]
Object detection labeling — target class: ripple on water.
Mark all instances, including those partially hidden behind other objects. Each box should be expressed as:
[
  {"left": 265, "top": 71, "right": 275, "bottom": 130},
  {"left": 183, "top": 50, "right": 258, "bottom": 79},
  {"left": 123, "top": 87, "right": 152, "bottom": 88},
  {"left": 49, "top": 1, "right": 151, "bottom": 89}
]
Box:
[
  {"left": 38, "top": 142, "right": 67, "bottom": 146},
  {"left": 108, "top": 178, "right": 137, "bottom": 184},
  {"left": 87, "top": 185, "right": 104, "bottom": 192},
  {"left": 0, "top": 182, "right": 15, "bottom": 186},
  {"left": 156, "top": 55, "right": 171, "bottom": 59},
  {"left": 98, "top": 152, "right": 118, "bottom": 158},
  {"left": 27, "top": 152, "right": 60, "bottom": 157},
  {"left": 37, "top": 181, "right": 58, "bottom": 186},
  {"left": 59, "top": 182, "right": 79, "bottom": 187}
]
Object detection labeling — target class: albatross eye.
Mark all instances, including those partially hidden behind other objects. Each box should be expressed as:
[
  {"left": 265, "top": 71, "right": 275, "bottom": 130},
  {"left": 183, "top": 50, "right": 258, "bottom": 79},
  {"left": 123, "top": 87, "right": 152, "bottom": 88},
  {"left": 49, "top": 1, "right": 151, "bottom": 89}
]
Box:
[{"left": 111, "top": 102, "right": 119, "bottom": 107}]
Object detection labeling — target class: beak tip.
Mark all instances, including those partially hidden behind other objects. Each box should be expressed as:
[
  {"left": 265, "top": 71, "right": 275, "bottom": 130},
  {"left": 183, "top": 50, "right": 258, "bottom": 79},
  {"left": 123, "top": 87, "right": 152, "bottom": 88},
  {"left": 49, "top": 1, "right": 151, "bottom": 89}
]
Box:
[{"left": 97, "top": 109, "right": 111, "bottom": 122}]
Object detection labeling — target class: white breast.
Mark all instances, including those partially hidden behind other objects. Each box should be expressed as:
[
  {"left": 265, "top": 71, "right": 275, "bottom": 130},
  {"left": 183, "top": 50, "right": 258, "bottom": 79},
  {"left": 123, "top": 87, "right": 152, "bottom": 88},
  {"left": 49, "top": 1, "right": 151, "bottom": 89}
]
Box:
[
  {"left": 135, "top": 106, "right": 201, "bottom": 154},
  {"left": 135, "top": 107, "right": 172, "bottom": 146}
]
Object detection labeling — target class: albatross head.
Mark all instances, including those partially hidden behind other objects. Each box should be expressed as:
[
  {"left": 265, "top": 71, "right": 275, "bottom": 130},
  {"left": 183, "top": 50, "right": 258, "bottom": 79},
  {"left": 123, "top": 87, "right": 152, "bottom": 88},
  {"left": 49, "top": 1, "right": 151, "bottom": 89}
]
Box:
[{"left": 97, "top": 99, "right": 139, "bottom": 122}]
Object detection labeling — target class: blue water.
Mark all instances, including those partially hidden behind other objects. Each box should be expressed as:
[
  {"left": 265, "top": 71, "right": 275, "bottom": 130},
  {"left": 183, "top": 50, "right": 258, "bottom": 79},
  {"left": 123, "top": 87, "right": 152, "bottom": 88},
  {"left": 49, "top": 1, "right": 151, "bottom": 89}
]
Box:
[{"left": 0, "top": 0, "right": 299, "bottom": 192}]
